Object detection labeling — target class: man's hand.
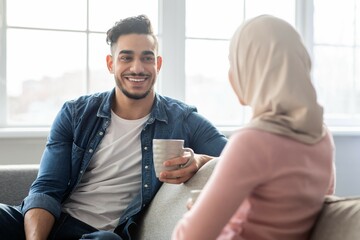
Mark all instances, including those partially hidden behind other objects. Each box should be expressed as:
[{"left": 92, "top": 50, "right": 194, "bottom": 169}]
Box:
[{"left": 158, "top": 153, "right": 213, "bottom": 184}]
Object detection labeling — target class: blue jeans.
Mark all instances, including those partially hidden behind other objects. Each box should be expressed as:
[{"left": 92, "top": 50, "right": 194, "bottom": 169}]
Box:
[{"left": 0, "top": 203, "right": 122, "bottom": 240}]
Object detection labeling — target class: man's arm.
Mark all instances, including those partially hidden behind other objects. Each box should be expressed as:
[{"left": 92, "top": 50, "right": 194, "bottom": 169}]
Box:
[{"left": 24, "top": 208, "right": 55, "bottom": 240}]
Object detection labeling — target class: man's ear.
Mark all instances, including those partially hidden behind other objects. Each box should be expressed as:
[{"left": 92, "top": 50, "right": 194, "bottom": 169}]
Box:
[
  {"left": 106, "top": 55, "right": 114, "bottom": 73},
  {"left": 156, "top": 56, "right": 163, "bottom": 73}
]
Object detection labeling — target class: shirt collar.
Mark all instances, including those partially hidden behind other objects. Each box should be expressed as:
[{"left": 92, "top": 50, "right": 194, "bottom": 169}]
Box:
[{"left": 97, "top": 89, "right": 169, "bottom": 125}]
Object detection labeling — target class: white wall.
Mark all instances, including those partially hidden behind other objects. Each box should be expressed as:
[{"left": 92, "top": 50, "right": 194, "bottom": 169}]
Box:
[
  {"left": 0, "top": 134, "right": 359, "bottom": 197},
  {"left": 332, "top": 135, "right": 360, "bottom": 197},
  {"left": 0, "top": 137, "right": 45, "bottom": 164}
]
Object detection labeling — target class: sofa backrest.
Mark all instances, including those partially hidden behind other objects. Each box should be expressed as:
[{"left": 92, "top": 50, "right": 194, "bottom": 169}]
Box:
[
  {"left": 0, "top": 164, "right": 39, "bottom": 205},
  {"left": 135, "top": 158, "right": 218, "bottom": 239},
  {"left": 310, "top": 195, "right": 360, "bottom": 240}
]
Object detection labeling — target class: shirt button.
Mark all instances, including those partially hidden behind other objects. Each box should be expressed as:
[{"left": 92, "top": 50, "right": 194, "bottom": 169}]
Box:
[
  {"left": 88, "top": 149, "right": 93, "bottom": 153},
  {"left": 144, "top": 146, "right": 148, "bottom": 150},
  {"left": 99, "top": 131, "right": 104, "bottom": 136},
  {"left": 145, "top": 165, "right": 149, "bottom": 169},
  {"left": 144, "top": 184, "right": 148, "bottom": 188}
]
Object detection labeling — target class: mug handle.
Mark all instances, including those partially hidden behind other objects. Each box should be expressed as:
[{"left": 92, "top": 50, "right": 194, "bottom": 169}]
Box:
[{"left": 180, "top": 148, "right": 194, "bottom": 168}]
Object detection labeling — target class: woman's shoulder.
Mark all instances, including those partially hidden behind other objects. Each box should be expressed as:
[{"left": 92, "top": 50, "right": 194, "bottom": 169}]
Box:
[
  {"left": 228, "top": 128, "right": 315, "bottom": 152},
  {"left": 230, "top": 128, "right": 275, "bottom": 142},
  {"left": 226, "top": 128, "right": 274, "bottom": 154}
]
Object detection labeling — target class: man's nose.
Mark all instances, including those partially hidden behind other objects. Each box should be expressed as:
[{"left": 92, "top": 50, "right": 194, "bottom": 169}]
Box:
[{"left": 130, "top": 59, "right": 145, "bottom": 73}]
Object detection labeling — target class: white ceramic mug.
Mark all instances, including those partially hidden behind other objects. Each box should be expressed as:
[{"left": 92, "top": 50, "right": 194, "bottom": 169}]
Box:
[
  {"left": 152, "top": 139, "right": 194, "bottom": 178},
  {"left": 187, "top": 189, "right": 202, "bottom": 210}
]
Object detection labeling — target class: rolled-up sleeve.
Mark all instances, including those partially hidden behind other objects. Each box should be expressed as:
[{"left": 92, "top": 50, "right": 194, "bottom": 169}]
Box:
[{"left": 21, "top": 193, "right": 62, "bottom": 219}]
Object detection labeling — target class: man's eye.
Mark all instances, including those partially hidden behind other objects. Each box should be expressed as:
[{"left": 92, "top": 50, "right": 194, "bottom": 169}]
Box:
[
  {"left": 120, "top": 56, "right": 132, "bottom": 62},
  {"left": 143, "top": 56, "right": 155, "bottom": 63}
]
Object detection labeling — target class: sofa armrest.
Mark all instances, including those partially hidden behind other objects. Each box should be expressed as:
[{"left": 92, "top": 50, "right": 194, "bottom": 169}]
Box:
[
  {"left": 136, "top": 158, "right": 218, "bottom": 239},
  {"left": 0, "top": 164, "right": 39, "bottom": 205},
  {"left": 310, "top": 195, "right": 360, "bottom": 240}
]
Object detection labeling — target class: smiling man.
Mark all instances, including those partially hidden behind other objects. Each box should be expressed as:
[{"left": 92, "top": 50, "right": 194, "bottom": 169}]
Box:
[{"left": 0, "top": 15, "right": 227, "bottom": 240}]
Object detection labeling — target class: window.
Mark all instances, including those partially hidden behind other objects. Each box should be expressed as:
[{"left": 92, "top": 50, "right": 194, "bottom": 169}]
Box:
[
  {"left": 0, "top": 0, "right": 359, "bottom": 131},
  {"left": 312, "top": 0, "right": 360, "bottom": 126},
  {"left": 185, "top": 0, "right": 296, "bottom": 126},
  {"left": 1, "top": 0, "right": 157, "bottom": 126}
]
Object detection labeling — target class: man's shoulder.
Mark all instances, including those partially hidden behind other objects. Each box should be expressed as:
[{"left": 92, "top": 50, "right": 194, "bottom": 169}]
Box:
[
  {"left": 63, "top": 91, "right": 111, "bottom": 110},
  {"left": 61, "top": 90, "right": 113, "bottom": 117},
  {"left": 71, "top": 91, "right": 110, "bottom": 103},
  {"left": 156, "top": 94, "right": 197, "bottom": 112}
]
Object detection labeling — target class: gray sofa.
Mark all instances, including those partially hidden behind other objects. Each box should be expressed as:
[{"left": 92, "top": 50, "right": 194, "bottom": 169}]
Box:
[{"left": 1, "top": 161, "right": 360, "bottom": 240}]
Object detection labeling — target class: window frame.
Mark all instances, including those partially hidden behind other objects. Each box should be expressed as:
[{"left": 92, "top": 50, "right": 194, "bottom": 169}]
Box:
[{"left": 0, "top": 0, "right": 7, "bottom": 127}]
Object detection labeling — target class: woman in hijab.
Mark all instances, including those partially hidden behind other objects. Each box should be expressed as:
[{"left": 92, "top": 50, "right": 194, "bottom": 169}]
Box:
[{"left": 172, "top": 15, "right": 335, "bottom": 240}]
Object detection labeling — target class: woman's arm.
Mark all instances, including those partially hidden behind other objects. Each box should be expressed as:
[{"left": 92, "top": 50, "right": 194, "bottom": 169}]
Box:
[{"left": 172, "top": 130, "right": 268, "bottom": 239}]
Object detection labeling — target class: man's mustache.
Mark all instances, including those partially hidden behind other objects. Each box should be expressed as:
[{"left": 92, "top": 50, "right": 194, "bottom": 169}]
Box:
[{"left": 123, "top": 72, "right": 150, "bottom": 77}]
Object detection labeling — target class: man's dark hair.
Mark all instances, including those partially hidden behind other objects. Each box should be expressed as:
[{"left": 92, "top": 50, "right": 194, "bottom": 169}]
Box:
[{"left": 106, "top": 14, "right": 158, "bottom": 53}]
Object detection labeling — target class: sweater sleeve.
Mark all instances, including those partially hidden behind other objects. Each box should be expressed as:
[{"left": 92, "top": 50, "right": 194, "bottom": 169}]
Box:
[{"left": 171, "top": 130, "right": 270, "bottom": 240}]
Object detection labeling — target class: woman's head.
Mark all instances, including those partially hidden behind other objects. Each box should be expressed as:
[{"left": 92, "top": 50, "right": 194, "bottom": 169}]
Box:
[{"left": 228, "top": 15, "right": 325, "bottom": 144}]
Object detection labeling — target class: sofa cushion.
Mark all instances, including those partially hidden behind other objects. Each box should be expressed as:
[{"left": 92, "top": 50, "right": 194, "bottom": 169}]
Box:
[
  {"left": 310, "top": 195, "right": 360, "bottom": 240},
  {"left": 0, "top": 164, "right": 39, "bottom": 205},
  {"left": 136, "top": 158, "right": 218, "bottom": 240}
]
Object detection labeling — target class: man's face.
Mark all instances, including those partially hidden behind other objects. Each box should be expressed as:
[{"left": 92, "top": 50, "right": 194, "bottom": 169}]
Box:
[{"left": 107, "top": 34, "right": 162, "bottom": 100}]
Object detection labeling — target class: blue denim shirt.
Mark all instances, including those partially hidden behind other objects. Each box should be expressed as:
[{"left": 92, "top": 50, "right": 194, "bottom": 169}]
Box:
[{"left": 21, "top": 89, "right": 227, "bottom": 238}]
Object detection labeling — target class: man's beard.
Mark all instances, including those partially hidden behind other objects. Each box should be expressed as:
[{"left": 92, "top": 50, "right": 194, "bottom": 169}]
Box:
[{"left": 115, "top": 76, "right": 154, "bottom": 100}]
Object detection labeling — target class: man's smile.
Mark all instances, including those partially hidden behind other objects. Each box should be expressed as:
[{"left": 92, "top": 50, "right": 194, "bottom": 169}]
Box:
[
  {"left": 126, "top": 77, "right": 147, "bottom": 82},
  {"left": 123, "top": 73, "right": 150, "bottom": 83}
]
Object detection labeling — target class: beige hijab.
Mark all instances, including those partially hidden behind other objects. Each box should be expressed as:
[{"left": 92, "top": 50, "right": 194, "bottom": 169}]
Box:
[{"left": 229, "top": 15, "right": 325, "bottom": 144}]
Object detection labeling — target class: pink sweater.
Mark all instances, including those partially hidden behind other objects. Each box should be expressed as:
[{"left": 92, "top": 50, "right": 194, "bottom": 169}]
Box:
[{"left": 172, "top": 129, "right": 335, "bottom": 240}]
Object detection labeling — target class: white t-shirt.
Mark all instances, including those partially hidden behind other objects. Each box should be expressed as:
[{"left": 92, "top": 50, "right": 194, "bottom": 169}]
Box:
[{"left": 62, "top": 111, "right": 149, "bottom": 230}]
